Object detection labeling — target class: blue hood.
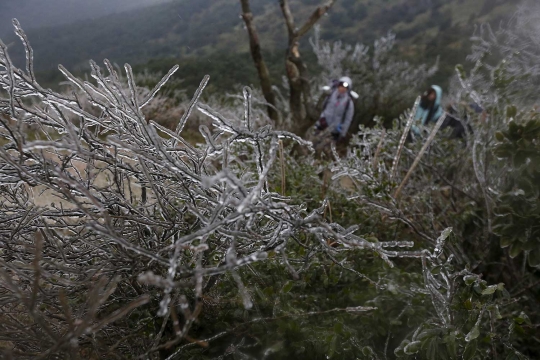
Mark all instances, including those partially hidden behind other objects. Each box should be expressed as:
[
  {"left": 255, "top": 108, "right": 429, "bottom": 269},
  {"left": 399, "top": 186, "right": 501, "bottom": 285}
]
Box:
[
  {"left": 431, "top": 85, "right": 443, "bottom": 108},
  {"left": 414, "top": 85, "right": 444, "bottom": 127}
]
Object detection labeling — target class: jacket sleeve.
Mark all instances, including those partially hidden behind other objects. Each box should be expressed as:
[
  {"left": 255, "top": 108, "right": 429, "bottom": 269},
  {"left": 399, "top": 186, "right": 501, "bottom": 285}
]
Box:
[
  {"left": 412, "top": 106, "right": 426, "bottom": 134},
  {"left": 340, "top": 99, "right": 355, "bottom": 138},
  {"left": 415, "top": 107, "right": 426, "bottom": 125}
]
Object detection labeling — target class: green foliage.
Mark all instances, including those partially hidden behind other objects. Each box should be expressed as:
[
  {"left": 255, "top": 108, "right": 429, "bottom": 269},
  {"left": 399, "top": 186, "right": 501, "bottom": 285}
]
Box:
[
  {"left": 394, "top": 272, "right": 516, "bottom": 360},
  {"left": 493, "top": 112, "right": 540, "bottom": 267},
  {"left": 325, "top": 102, "right": 540, "bottom": 357},
  {"left": 168, "top": 124, "right": 538, "bottom": 358}
]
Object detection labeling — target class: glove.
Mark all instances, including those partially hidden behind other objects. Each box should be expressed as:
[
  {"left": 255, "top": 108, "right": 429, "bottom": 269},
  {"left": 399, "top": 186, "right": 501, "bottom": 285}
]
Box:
[
  {"left": 316, "top": 117, "right": 328, "bottom": 130},
  {"left": 331, "top": 124, "right": 343, "bottom": 140}
]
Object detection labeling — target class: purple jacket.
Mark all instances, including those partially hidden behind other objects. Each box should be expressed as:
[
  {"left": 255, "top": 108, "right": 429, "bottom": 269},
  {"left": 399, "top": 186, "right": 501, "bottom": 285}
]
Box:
[{"left": 318, "top": 90, "right": 355, "bottom": 138}]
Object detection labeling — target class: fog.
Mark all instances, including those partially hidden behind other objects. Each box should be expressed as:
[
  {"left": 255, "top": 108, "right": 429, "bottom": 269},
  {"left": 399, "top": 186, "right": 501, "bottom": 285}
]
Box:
[{"left": 0, "top": 0, "right": 174, "bottom": 37}]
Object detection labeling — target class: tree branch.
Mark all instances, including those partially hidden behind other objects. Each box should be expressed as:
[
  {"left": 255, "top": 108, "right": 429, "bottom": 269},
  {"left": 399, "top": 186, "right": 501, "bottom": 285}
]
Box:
[
  {"left": 239, "top": 0, "right": 279, "bottom": 122},
  {"left": 297, "top": 0, "right": 337, "bottom": 38},
  {"left": 278, "top": 0, "right": 336, "bottom": 126},
  {"left": 279, "top": 0, "right": 296, "bottom": 39}
]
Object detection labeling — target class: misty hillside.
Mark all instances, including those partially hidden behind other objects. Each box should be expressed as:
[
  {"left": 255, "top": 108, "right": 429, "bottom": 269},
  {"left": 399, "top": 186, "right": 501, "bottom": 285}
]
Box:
[
  {"left": 0, "top": 0, "right": 174, "bottom": 38},
  {"left": 2, "top": 0, "right": 516, "bottom": 90}
]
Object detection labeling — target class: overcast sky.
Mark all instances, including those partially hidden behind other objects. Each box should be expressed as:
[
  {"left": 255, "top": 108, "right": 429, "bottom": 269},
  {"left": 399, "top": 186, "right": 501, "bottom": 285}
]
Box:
[{"left": 0, "top": 0, "right": 174, "bottom": 37}]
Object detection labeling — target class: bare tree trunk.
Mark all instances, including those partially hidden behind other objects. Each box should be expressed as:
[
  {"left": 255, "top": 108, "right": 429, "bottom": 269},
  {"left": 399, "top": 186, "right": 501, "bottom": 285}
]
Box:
[
  {"left": 239, "top": 0, "right": 279, "bottom": 123},
  {"left": 279, "top": 0, "right": 336, "bottom": 133},
  {"left": 239, "top": 0, "right": 336, "bottom": 132}
]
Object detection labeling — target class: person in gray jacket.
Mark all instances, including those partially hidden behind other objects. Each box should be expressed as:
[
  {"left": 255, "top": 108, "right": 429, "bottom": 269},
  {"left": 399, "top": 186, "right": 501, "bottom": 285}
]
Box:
[{"left": 315, "top": 76, "right": 355, "bottom": 142}]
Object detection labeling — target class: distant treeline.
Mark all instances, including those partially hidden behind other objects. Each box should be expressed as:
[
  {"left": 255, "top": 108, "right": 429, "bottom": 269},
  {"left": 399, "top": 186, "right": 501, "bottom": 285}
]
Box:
[{"left": 24, "top": 0, "right": 514, "bottom": 96}]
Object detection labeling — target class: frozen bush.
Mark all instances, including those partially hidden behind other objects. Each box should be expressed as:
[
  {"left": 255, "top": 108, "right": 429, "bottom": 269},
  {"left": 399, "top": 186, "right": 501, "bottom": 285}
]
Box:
[{"left": 0, "top": 20, "right": 421, "bottom": 358}]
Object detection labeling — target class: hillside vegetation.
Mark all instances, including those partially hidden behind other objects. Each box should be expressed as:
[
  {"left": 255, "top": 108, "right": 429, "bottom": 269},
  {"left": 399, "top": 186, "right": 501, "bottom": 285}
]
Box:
[
  {"left": 2, "top": 1, "right": 540, "bottom": 359},
  {"left": 3, "top": 0, "right": 515, "bottom": 92}
]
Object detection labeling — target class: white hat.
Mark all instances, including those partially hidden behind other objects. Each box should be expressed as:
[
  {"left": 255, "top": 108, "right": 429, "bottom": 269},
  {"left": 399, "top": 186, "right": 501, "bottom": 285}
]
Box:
[{"left": 339, "top": 76, "right": 353, "bottom": 89}]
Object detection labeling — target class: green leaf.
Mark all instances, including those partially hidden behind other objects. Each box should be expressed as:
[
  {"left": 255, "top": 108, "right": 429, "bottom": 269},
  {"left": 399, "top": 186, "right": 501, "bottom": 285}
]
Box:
[
  {"left": 509, "top": 242, "right": 522, "bottom": 258},
  {"left": 464, "top": 298, "right": 473, "bottom": 310},
  {"left": 282, "top": 281, "right": 293, "bottom": 294},
  {"left": 403, "top": 341, "right": 421, "bottom": 355},
  {"left": 394, "top": 340, "right": 408, "bottom": 358},
  {"left": 255, "top": 286, "right": 267, "bottom": 302},
  {"left": 524, "top": 119, "right": 540, "bottom": 135},
  {"left": 493, "top": 143, "right": 515, "bottom": 159},
  {"left": 334, "top": 322, "right": 343, "bottom": 334},
  {"left": 431, "top": 265, "right": 442, "bottom": 275},
  {"left": 509, "top": 120, "right": 519, "bottom": 135},
  {"left": 495, "top": 131, "right": 505, "bottom": 142},
  {"left": 366, "top": 235, "right": 379, "bottom": 243},
  {"left": 417, "top": 329, "right": 440, "bottom": 340},
  {"left": 262, "top": 341, "right": 284, "bottom": 357},
  {"left": 427, "top": 338, "right": 438, "bottom": 359},
  {"left": 263, "top": 286, "right": 274, "bottom": 297},
  {"left": 328, "top": 334, "right": 337, "bottom": 358},
  {"left": 465, "top": 326, "right": 480, "bottom": 342},
  {"left": 463, "top": 275, "right": 476, "bottom": 286},
  {"left": 481, "top": 285, "right": 498, "bottom": 295},
  {"left": 491, "top": 305, "right": 503, "bottom": 320},
  {"left": 444, "top": 333, "right": 457, "bottom": 360},
  {"left": 463, "top": 339, "right": 477, "bottom": 360},
  {"left": 515, "top": 311, "right": 531, "bottom": 325},
  {"left": 362, "top": 346, "right": 375, "bottom": 356},
  {"left": 507, "top": 106, "right": 517, "bottom": 119},
  {"left": 528, "top": 248, "right": 540, "bottom": 268},
  {"left": 500, "top": 237, "right": 513, "bottom": 248}
]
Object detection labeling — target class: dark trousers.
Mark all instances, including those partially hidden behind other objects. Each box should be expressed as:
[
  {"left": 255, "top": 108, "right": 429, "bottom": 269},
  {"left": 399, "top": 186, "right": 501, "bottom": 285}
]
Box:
[{"left": 441, "top": 114, "right": 473, "bottom": 139}]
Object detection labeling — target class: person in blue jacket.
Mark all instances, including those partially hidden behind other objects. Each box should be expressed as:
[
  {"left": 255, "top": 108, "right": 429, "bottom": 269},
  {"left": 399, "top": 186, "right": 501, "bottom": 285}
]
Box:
[
  {"left": 411, "top": 85, "right": 471, "bottom": 140},
  {"left": 411, "top": 85, "right": 444, "bottom": 136}
]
